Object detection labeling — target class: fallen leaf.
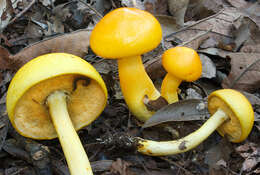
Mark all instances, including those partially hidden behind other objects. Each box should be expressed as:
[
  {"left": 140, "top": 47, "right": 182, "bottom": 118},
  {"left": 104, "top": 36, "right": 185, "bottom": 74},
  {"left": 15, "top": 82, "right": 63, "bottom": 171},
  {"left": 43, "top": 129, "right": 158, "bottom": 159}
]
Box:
[
  {"left": 200, "top": 53, "right": 216, "bottom": 79},
  {"left": 143, "top": 99, "right": 209, "bottom": 128},
  {"left": 241, "top": 148, "right": 260, "bottom": 172},
  {"left": 110, "top": 158, "right": 132, "bottom": 175},
  {"left": 222, "top": 53, "right": 260, "bottom": 92},
  {"left": 0, "top": 29, "right": 91, "bottom": 70},
  {"left": 225, "top": 0, "right": 249, "bottom": 8},
  {"left": 155, "top": 15, "right": 181, "bottom": 37},
  {"left": 186, "top": 0, "right": 227, "bottom": 21},
  {"left": 91, "top": 160, "right": 113, "bottom": 172}
]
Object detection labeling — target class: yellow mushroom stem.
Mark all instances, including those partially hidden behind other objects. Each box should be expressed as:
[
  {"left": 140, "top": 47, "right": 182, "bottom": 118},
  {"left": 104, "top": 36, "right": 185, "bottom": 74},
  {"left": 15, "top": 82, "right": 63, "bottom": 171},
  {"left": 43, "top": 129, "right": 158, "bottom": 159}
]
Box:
[
  {"left": 137, "top": 108, "right": 228, "bottom": 156},
  {"left": 117, "top": 55, "right": 160, "bottom": 122},
  {"left": 46, "top": 91, "right": 93, "bottom": 175},
  {"left": 161, "top": 73, "right": 182, "bottom": 104}
]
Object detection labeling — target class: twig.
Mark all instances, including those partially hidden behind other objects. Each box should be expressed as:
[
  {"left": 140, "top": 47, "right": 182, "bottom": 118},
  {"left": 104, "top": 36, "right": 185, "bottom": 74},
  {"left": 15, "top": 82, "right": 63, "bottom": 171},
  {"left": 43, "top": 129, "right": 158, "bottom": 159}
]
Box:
[
  {"left": 160, "top": 157, "right": 195, "bottom": 175},
  {"left": 78, "top": 0, "right": 103, "bottom": 19},
  {"left": 230, "top": 58, "right": 260, "bottom": 88},
  {"left": 178, "top": 29, "right": 212, "bottom": 46},
  {"left": 8, "top": 0, "right": 36, "bottom": 25},
  {"left": 164, "top": 9, "right": 225, "bottom": 39}
]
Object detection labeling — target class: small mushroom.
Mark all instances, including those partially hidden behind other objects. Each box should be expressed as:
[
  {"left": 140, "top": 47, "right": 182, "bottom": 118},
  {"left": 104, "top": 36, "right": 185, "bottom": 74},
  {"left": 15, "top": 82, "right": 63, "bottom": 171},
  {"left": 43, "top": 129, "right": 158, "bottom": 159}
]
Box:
[
  {"left": 6, "top": 53, "right": 107, "bottom": 175},
  {"left": 137, "top": 89, "right": 254, "bottom": 156},
  {"left": 90, "top": 7, "right": 162, "bottom": 121},
  {"left": 161, "top": 47, "right": 202, "bottom": 103}
]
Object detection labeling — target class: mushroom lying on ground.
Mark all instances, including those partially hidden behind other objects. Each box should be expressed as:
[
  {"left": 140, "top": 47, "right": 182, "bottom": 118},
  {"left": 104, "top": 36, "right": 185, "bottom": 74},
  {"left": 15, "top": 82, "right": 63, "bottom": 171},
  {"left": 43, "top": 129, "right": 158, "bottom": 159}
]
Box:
[
  {"left": 6, "top": 53, "right": 107, "bottom": 175},
  {"left": 90, "top": 7, "right": 162, "bottom": 122},
  {"left": 161, "top": 47, "right": 202, "bottom": 104},
  {"left": 136, "top": 89, "right": 254, "bottom": 156}
]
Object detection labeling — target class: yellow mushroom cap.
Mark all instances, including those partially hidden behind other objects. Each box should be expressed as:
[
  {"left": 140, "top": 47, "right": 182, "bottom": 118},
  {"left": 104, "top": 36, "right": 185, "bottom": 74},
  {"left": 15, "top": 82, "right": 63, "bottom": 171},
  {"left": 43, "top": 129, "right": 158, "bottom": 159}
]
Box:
[
  {"left": 208, "top": 89, "right": 254, "bottom": 143},
  {"left": 90, "top": 7, "right": 162, "bottom": 59},
  {"left": 6, "top": 53, "right": 107, "bottom": 139},
  {"left": 162, "top": 47, "right": 202, "bottom": 82}
]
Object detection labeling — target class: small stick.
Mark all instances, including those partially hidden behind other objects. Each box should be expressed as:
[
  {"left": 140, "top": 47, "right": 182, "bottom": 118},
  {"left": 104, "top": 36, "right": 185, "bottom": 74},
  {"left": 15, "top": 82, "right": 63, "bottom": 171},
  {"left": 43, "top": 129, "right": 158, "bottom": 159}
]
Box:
[
  {"left": 8, "top": 0, "right": 36, "bottom": 25},
  {"left": 179, "top": 29, "right": 212, "bottom": 46},
  {"left": 78, "top": 0, "right": 103, "bottom": 19}
]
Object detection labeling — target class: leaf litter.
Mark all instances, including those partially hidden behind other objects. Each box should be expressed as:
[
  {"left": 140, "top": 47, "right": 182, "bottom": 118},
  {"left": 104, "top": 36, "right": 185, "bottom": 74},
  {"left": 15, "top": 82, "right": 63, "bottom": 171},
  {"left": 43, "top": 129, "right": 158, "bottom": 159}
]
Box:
[{"left": 0, "top": 0, "right": 260, "bottom": 174}]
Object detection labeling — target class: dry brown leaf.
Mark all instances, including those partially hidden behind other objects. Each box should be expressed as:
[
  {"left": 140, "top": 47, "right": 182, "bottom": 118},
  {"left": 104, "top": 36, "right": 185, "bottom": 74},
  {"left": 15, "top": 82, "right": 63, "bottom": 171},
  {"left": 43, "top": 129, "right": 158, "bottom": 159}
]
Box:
[
  {"left": 222, "top": 53, "right": 260, "bottom": 92},
  {"left": 0, "top": 30, "right": 91, "bottom": 70},
  {"left": 110, "top": 158, "right": 132, "bottom": 175},
  {"left": 186, "top": 0, "right": 227, "bottom": 21},
  {"left": 191, "top": 7, "right": 240, "bottom": 36},
  {"left": 225, "top": 0, "right": 249, "bottom": 8}
]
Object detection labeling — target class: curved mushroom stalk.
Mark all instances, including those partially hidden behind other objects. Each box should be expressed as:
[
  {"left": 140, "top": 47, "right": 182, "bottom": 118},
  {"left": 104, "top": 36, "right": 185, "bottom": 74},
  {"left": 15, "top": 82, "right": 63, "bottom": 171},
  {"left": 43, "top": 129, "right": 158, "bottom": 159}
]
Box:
[
  {"left": 47, "top": 91, "right": 92, "bottom": 175},
  {"left": 136, "top": 89, "right": 254, "bottom": 156},
  {"left": 137, "top": 109, "right": 227, "bottom": 155},
  {"left": 118, "top": 56, "right": 160, "bottom": 121}
]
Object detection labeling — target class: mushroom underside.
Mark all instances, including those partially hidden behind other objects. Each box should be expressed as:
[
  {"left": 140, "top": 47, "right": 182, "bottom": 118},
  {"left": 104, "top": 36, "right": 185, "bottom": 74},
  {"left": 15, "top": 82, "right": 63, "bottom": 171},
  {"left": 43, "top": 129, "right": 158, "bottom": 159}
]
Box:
[
  {"left": 208, "top": 96, "right": 242, "bottom": 141},
  {"left": 13, "top": 74, "right": 106, "bottom": 139}
]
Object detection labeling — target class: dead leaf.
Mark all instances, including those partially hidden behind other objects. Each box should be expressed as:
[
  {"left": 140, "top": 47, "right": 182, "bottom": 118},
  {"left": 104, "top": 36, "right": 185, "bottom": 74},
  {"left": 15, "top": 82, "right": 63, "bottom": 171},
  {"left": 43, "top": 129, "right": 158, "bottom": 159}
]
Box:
[
  {"left": 200, "top": 53, "right": 216, "bottom": 79},
  {"left": 155, "top": 15, "right": 181, "bottom": 37},
  {"left": 225, "top": 0, "right": 249, "bottom": 8},
  {"left": 91, "top": 160, "right": 113, "bottom": 172},
  {"left": 0, "top": 29, "right": 91, "bottom": 70},
  {"left": 238, "top": 145, "right": 260, "bottom": 173},
  {"left": 204, "top": 137, "right": 232, "bottom": 171},
  {"left": 222, "top": 53, "right": 260, "bottom": 92},
  {"left": 110, "top": 158, "right": 132, "bottom": 175},
  {"left": 191, "top": 7, "right": 240, "bottom": 36},
  {"left": 186, "top": 0, "right": 227, "bottom": 21},
  {"left": 143, "top": 99, "right": 209, "bottom": 128}
]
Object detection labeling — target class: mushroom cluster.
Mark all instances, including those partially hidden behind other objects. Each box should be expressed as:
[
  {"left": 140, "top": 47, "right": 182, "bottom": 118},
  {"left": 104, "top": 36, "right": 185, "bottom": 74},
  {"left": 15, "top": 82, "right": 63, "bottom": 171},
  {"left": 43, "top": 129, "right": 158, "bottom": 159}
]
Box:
[
  {"left": 90, "top": 7, "right": 202, "bottom": 121},
  {"left": 6, "top": 53, "right": 107, "bottom": 175}
]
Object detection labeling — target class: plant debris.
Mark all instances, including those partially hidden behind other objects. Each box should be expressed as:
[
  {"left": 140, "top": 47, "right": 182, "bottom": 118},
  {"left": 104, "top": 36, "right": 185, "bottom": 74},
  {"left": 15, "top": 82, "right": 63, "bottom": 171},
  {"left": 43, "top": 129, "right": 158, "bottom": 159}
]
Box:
[{"left": 0, "top": 0, "right": 260, "bottom": 174}]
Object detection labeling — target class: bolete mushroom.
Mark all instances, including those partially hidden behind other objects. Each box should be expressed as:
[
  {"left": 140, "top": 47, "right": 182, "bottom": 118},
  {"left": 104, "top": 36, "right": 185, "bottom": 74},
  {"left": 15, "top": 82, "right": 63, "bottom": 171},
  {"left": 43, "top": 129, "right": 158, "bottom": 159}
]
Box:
[
  {"left": 90, "top": 7, "right": 162, "bottom": 122},
  {"left": 136, "top": 89, "right": 254, "bottom": 156},
  {"left": 6, "top": 53, "right": 107, "bottom": 175},
  {"left": 161, "top": 47, "right": 202, "bottom": 104}
]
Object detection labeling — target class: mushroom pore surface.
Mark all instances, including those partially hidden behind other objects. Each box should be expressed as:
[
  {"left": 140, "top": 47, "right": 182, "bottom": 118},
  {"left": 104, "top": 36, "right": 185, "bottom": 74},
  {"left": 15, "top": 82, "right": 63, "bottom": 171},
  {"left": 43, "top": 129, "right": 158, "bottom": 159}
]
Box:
[{"left": 13, "top": 74, "right": 106, "bottom": 139}]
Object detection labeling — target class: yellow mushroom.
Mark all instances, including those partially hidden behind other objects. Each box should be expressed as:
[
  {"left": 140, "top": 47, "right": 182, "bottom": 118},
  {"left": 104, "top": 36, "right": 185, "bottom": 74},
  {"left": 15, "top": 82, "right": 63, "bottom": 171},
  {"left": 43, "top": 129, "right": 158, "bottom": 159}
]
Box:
[
  {"left": 136, "top": 89, "right": 254, "bottom": 156},
  {"left": 161, "top": 47, "right": 202, "bottom": 104},
  {"left": 6, "top": 53, "right": 107, "bottom": 175},
  {"left": 90, "top": 7, "right": 162, "bottom": 122}
]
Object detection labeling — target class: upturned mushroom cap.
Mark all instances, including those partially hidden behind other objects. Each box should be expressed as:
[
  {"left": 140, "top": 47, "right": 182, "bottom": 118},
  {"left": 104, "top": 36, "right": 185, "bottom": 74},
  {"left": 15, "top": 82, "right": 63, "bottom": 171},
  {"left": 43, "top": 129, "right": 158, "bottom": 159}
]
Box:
[
  {"left": 208, "top": 89, "right": 254, "bottom": 143},
  {"left": 90, "top": 7, "right": 162, "bottom": 59},
  {"left": 162, "top": 47, "right": 202, "bottom": 81},
  {"left": 6, "top": 53, "right": 107, "bottom": 139}
]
